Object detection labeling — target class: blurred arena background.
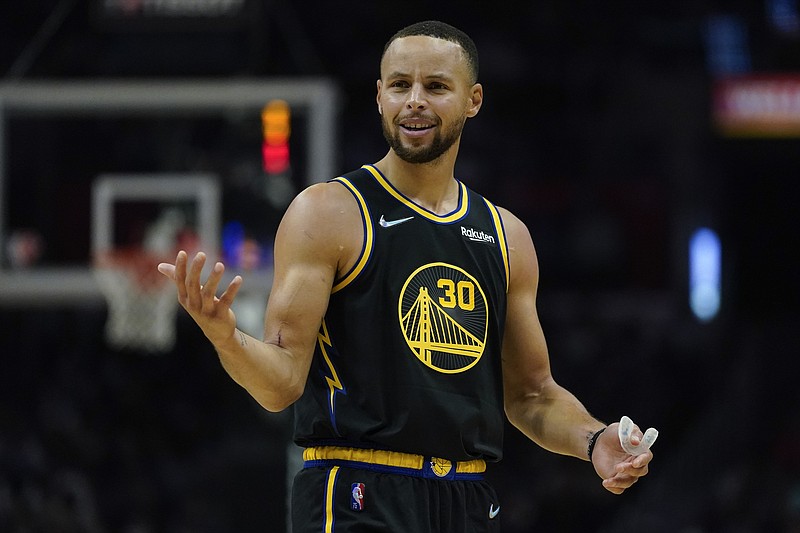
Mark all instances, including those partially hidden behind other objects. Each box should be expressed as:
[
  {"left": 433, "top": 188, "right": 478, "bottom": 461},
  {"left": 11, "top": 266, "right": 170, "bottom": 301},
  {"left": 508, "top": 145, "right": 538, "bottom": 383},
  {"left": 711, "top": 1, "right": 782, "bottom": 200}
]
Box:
[{"left": 0, "top": 1, "right": 798, "bottom": 531}]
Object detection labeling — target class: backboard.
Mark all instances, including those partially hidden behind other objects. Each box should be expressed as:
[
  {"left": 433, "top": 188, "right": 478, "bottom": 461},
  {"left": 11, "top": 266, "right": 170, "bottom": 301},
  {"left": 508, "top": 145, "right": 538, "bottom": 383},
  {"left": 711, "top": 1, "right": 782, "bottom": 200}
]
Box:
[{"left": 0, "top": 79, "right": 338, "bottom": 305}]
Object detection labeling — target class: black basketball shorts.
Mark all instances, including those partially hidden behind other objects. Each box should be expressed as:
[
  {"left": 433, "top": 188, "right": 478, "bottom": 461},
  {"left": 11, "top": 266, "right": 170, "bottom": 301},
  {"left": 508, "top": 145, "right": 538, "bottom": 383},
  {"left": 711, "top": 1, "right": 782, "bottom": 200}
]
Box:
[{"left": 291, "top": 451, "right": 502, "bottom": 532}]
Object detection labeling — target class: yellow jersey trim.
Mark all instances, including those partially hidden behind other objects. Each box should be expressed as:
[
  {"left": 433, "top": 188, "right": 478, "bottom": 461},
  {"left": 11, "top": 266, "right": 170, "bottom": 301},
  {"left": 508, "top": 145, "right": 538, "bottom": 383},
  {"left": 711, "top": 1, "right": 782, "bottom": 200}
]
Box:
[
  {"left": 330, "top": 176, "right": 373, "bottom": 294},
  {"left": 483, "top": 199, "right": 510, "bottom": 293},
  {"left": 363, "top": 165, "right": 469, "bottom": 223}
]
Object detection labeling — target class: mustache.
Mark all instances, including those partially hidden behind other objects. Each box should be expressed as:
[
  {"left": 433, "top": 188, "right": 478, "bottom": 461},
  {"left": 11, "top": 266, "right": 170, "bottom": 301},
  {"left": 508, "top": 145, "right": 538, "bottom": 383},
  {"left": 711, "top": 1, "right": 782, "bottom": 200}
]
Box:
[{"left": 395, "top": 114, "right": 439, "bottom": 125}]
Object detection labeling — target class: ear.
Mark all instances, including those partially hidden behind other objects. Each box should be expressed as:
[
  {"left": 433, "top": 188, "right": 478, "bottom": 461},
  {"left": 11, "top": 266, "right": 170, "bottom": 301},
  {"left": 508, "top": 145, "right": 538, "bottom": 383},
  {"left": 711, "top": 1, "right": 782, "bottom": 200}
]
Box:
[
  {"left": 376, "top": 79, "right": 383, "bottom": 115},
  {"left": 466, "top": 83, "right": 483, "bottom": 118}
]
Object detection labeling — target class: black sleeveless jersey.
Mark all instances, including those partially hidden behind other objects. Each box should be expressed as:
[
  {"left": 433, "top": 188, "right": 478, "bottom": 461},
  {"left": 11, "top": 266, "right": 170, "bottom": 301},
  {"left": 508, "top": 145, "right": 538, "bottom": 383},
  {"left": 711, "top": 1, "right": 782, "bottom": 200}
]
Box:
[{"left": 293, "top": 165, "right": 510, "bottom": 462}]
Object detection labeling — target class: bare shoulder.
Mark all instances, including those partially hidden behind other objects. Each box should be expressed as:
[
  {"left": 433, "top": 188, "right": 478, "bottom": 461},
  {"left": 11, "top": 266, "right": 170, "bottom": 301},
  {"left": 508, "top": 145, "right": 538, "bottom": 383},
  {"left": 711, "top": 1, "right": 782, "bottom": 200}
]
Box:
[
  {"left": 285, "top": 181, "right": 360, "bottom": 220},
  {"left": 495, "top": 206, "right": 538, "bottom": 284},
  {"left": 495, "top": 206, "right": 529, "bottom": 241},
  {"left": 276, "top": 181, "right": 364, "bottom": 275},
  {"left": 280, "top": 182, "right": 361, "bottom": 234}
]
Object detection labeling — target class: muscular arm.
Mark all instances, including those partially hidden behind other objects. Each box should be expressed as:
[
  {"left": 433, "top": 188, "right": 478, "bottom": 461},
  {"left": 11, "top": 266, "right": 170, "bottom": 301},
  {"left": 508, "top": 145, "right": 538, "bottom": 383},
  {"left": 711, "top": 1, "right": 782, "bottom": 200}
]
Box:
[
  {"left": 500, "top": 207, "right": 605, "bottom": 459},
  {"left": 161, "top": 182, "right": 362, "bottom": 412},
  {"left": 499, "top": 208, "right": 654, "bottom": 494}
]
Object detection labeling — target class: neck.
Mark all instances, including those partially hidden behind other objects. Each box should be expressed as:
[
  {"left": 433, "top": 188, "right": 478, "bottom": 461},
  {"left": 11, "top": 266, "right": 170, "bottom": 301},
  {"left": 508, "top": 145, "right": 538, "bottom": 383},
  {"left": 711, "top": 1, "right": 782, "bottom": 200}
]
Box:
[{"left": 373, "top": 151, "right": 460, "bottom": 215}]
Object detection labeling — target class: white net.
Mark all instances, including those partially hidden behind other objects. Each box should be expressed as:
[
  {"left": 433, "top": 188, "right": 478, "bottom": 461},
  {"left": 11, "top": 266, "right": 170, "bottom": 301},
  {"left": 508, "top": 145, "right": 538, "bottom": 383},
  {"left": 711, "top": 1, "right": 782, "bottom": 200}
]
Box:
[{"left": 93, "top": 250, "right": 179, "bottom": 354}]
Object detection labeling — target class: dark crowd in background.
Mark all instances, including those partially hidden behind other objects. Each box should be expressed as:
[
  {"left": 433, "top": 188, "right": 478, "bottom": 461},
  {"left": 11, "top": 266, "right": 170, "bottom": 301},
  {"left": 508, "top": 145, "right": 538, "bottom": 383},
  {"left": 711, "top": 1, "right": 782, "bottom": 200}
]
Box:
[{"left": 1, "top": 1, "right": 799, "bottom": 531}]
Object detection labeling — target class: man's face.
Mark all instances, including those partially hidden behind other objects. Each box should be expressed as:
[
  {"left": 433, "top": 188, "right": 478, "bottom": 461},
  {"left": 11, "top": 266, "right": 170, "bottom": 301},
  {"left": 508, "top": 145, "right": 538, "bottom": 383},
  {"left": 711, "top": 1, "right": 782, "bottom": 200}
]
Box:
[{"left": 377, "top": 35, "right": 482, "bottom": 164}]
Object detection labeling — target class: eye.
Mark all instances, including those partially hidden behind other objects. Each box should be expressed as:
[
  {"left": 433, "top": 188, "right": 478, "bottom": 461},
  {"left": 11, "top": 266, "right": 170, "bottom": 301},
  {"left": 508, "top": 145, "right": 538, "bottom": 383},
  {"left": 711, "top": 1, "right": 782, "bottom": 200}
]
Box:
[
  {"left": 429, "top": 82, "right": 448, "bottom": 91},
  {"left": 390, "top": 80, "right": 410, "bottom": 89}
]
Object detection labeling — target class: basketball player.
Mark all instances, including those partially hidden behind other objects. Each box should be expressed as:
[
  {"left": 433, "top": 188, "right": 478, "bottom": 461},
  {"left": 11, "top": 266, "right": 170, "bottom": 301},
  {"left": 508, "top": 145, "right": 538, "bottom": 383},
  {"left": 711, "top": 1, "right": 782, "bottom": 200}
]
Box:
[{"left": 159, "top": 20, "right": 655, "bottom": 531}]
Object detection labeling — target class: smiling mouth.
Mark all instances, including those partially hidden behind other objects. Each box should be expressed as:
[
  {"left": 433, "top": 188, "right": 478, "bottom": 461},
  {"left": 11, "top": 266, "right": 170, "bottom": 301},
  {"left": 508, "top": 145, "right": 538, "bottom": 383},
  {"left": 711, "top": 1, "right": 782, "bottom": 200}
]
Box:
[{"left": 400, "top": 123, "right": 435, "bottom": 133}]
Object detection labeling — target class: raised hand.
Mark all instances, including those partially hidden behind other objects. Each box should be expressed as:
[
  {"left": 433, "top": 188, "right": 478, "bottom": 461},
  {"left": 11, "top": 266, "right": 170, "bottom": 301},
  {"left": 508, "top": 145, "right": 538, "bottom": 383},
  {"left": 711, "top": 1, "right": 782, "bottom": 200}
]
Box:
[{"left": 158, "top": 251, "right": 243, "bottom": 346}]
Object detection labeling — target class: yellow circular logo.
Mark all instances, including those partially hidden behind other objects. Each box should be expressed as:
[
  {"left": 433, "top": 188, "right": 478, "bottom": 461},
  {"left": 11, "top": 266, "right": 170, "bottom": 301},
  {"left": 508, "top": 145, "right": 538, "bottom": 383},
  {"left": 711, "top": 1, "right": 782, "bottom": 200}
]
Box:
[
  {"left": 398, "top": 262, "right": 488, "bottom": 373},
  {"left": 430, "top": 457, "right": 453, "bottom": 477}
]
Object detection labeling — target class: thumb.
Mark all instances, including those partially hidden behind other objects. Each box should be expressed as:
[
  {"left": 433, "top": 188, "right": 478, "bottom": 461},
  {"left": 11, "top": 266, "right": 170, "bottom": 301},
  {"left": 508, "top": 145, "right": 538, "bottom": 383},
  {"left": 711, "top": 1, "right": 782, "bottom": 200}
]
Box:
[{"left": 157, "top": 263, "right": 176, "bottom": 278}]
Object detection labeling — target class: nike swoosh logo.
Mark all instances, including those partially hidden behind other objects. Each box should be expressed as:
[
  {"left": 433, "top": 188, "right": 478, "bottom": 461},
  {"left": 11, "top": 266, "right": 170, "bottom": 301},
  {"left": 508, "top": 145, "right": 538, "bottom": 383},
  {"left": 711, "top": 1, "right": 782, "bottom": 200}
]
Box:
[
  {"left": 379, "top": 215, "right": 414, "bottom": 228},
  {"left": 489, "top": 504, "right": 500, "bottom": 519}
]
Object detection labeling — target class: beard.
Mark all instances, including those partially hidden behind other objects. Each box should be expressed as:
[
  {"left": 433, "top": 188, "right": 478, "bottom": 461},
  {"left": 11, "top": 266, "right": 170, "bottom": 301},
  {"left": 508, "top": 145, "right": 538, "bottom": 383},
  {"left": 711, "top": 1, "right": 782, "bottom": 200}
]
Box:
[{"left": 381, "top": 113, "right": 465, "bottom": 164}]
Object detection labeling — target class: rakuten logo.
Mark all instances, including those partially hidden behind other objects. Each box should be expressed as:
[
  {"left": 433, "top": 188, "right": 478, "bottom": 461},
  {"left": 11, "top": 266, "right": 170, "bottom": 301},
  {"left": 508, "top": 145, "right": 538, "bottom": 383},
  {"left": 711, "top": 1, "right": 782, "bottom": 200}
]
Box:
[{"left": 461, "top": 226, "right": 495, "bottom": 244}]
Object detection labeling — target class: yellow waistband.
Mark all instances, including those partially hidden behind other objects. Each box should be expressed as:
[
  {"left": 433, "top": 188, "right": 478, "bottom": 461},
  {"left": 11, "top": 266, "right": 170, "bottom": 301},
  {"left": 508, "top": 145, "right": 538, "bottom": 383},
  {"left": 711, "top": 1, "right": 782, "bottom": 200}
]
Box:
[{"left": 303, "top": 446, "right": 486, "bottom": 474}]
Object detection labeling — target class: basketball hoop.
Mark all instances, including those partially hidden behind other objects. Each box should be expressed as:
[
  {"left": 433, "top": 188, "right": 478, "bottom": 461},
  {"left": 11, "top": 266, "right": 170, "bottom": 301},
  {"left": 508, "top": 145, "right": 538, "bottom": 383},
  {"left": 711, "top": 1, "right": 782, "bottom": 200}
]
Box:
[
  {"left": 93, "top": 247, "right": 180, "bottom": 354},
  {"left": 90, "top": 173, "right": 220, "bottom": 354}
]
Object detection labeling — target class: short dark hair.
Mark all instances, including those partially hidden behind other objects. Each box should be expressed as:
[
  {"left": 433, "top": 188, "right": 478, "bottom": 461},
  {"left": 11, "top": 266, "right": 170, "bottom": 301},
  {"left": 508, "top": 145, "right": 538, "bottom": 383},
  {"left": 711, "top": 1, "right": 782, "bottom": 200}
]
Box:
[{"left": 382, "top": 20, "right": 479, "bottom": 84}]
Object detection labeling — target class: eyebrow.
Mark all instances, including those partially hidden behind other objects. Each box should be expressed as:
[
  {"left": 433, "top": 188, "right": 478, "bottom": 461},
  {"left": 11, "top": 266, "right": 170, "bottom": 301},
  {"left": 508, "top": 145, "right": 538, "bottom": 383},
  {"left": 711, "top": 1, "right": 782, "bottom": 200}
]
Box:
[{"left": 384, "top": 71, "right": 455, "bottom": 82}]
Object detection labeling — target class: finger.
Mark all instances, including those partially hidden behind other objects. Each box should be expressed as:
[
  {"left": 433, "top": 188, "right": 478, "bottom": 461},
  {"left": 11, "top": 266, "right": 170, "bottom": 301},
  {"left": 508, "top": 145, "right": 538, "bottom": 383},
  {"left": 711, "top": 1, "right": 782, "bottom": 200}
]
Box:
[
  {"left": 603, "top": 474, "right": 639, "bottom": 494},
  {"left": 632, "top": 450, "right": 653, "bottom": 469},
  {"left": 157, "top": 262, "right": 176, "bottom": 279},
  {"left": 606, "top": 467, "right": 643, "bottom": 485},
  {"left": 616, "top": 461, "right": 649, "bottom": 478},
  {"left": 601, "top": 479, "right": 626, "bottom": 495},
  {"left": 174, "top": 251, "right": 189, "bottom": 300},
  {"left": 185, "top": 252, "right": 207, "bottom": 307},
  {"left": 217, "top": 275, "right": 244, "bottom": 309},
  {"left": 200, "top": 262, "right": 226, "bottom": 312}
]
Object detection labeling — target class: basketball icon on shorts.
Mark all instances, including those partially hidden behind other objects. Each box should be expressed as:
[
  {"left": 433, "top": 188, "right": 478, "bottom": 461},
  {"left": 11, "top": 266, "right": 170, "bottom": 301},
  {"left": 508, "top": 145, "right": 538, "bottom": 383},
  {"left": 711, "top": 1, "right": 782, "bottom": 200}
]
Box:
[{"left": 430, "top": 457, "right": 453, "bottom": 478}]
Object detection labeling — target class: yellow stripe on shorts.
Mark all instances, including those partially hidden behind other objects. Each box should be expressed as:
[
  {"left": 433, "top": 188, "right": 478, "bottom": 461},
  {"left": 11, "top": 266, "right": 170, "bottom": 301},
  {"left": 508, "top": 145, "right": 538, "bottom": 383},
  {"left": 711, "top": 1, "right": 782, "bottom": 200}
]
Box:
[{"left": 324, "top": 465, "right": 339, "bottom": 533}]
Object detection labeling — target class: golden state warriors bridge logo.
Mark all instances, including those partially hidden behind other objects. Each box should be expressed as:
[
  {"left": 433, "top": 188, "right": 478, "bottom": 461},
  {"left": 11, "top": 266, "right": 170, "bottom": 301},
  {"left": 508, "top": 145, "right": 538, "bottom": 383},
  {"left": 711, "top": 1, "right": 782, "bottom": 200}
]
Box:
[{"left": 398, "top": 262, "right": 488, "bottom": 373}]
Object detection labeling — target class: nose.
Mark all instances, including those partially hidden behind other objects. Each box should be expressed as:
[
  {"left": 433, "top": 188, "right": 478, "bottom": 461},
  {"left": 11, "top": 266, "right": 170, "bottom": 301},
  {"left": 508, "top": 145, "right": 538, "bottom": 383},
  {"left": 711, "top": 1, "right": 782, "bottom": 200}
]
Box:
[{"left": 406, "top": 83, "right": 426, "bottom": 110}]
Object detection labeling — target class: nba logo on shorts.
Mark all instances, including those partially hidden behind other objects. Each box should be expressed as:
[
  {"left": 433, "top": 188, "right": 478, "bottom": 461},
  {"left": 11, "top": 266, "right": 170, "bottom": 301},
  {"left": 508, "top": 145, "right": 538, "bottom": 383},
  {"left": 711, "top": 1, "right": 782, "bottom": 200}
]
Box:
[{"left": 351, "top": 483, "right": 365, "bottom": 511}]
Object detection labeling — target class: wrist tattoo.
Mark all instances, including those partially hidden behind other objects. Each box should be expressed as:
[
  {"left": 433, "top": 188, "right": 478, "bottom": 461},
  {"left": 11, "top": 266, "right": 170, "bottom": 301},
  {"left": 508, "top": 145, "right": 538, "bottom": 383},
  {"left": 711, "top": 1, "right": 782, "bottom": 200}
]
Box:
[{"left": 238, "top": 330, "right": 247, "bottom": 346}]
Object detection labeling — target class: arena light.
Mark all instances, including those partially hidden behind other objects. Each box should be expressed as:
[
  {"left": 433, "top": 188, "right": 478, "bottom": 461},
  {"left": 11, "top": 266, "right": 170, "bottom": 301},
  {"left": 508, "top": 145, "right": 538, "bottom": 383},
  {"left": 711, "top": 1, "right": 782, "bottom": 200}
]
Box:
[
  {"left": 261, "top": 99, "right": 292, "bottom": 175},
  {"left": 713, "top": 74, "right": 800, "bottom": 137},
  {"left": 767, "top": 0, "right": 800, "bottom": 35},
  {"left": 689, "top": 227, "right": 722, "bottom": 322}
]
